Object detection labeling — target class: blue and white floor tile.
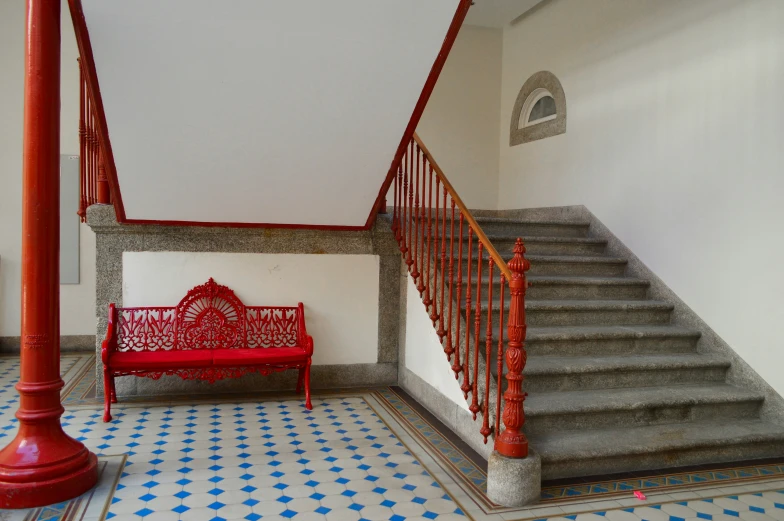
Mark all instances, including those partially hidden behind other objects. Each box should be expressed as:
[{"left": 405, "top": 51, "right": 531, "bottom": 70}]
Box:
[{"left": 1, "top": 356, "right": 784, "bottom": 521}]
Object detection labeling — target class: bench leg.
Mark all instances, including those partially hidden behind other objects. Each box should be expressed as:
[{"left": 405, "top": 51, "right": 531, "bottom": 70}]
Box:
[
  {"left": 102, "top": 367, "right": 113, "bottom": 422},
  {"left": 109, "top": 376, "right": 117, "bottom": 404},
  {"left": 304, "top": 360, "right": 312, "bottom": 410},
  {"left": 296, "top": 368, "right": 305, "bottom": 394}
]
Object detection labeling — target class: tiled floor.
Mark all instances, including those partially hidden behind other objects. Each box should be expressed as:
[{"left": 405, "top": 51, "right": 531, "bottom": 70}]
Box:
[{"left": 1, "top": 355, "right": 784, "bottom": 521}]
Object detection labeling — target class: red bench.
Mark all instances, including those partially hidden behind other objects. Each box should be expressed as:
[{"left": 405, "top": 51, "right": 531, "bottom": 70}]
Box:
[{"left": 100, "top": 278, "right": 313, "bottom": 421}]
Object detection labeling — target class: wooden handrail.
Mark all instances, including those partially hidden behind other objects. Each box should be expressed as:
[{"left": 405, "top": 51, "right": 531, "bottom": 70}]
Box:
[
  {"left": 389, "top": 132, "right": 530, "bottom": 456},
  {"left": 413, "top": 132, "right": 513, "bottom": 281}
]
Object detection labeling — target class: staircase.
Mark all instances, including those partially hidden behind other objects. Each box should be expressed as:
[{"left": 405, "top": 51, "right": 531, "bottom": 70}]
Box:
[{"left": 459, "top": 216, "right": 784, "bottom": 480}]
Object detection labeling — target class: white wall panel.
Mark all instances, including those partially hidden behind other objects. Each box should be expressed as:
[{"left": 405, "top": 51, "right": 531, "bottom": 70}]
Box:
[{"left": 123, "top": 252, "right": 380, "bottom": 366}]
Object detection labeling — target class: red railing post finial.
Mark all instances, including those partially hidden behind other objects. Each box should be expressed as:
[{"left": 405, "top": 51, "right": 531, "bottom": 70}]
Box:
[{"left": 494, "top": 238, "right": 530, "bottom": 459}]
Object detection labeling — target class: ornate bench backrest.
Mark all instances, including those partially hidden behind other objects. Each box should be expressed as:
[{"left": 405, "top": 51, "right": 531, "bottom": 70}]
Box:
[
  {"left": 176, "top": 278, "right": 246, "bottom": 350},
  {"left": 115, "top": 278, "right": 301, "bottom": 352}
]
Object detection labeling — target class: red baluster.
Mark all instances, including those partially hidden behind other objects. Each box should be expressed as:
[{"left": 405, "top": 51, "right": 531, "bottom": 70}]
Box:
[
  {"left": 412, "top": 144, "right": 420, "bottom": 280},
  {"left": 91, "top": 111, "right": 97, "bottom": 205},
  {"left": 424, "top": 163, "right": 434, "bottom": 308},
  {"left": 495, "top": 238, "right": 530, "bottom": 459},
  {"left": 392, "top": 165, "right": 399, "bottom": 239},
  {"left": 417, "top": 148, "right": 426, "bottom": 296},
  {"left": 481, "top": 259, "right": 494, "bottom": 442},
  {"left": 406, "top": 140, "right": 414, "bottom": 268},
  {"left": 87, "top": 109, "right": 93, "bottom": 206},
  {"left": 437, "top": 186, "right": 447, "bottom": 337},
  {"left": 462, "top": 229, "right": 472, "bottom": 398},
  {"left": 496, "top": 275, "right": 505, "bottom": 437},
  {"left": 452, "top": 213, "right": 464, "bottom": 376},
  {"left": 430, "top": 175, "right": 440, "bottom": 325},
  {"left": 470, "top": 241, "right": 483, "bottom": 419},
  {"left": 77, "top": 60, "right": 86, "bottom": 221},
  {"left": 401, "top": 152, "right": 409, "bottom": 257},
  {"left": 97, "top": 157, "right": 110, "bottom": 204},
  {"left": 445, "top": 199, "right": 456, "bottom": 360}
]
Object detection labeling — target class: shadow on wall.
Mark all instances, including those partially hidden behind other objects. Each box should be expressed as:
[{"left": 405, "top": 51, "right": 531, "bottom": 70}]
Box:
[{"left": 554, "top": 0, "right": 744, "bottom": 75}]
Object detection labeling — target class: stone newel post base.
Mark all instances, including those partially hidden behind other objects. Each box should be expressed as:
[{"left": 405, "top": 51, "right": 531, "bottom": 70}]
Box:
[{"left": 487, "top": 450, "right": 542, "bottom": 507}]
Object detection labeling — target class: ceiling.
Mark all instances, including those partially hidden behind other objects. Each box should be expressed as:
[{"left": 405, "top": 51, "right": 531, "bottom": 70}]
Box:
[
  {"left": 82, "top": 0, "right": 460, "bottom": 226},
  {"left": 464, "top": 0, "right": 544, "bottom": 28}
]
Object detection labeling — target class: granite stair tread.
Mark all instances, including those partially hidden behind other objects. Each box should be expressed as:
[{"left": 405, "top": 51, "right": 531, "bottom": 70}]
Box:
[
  {"left": 460, "top": 253, "right": 627, "bottom": 264},
  {"left": 525, "top": 324, "right": 701, "bottom": 341},
  {"left": 527, "top": 276, "right": 648, "bottom": 286},
  {"left": 473, "top": 275, "right": 650, "bottom": 286},
  {"left": 481, "top": 235, "right": 605, "bottom": 244},
  {"left": 475, "top": 299, "right": 673, "bottom": 312},
  {"left": 525, "top": 384, "right": 765, "bottom": 417},
  {"left": 471, "top": 217, "right": 592, "bottom": 227},
  {"left": 530, "top": 419, "right": 784, "bottom": 463},
  {"left": 525, "top": 353, "right": 729, "bottom": 376}
]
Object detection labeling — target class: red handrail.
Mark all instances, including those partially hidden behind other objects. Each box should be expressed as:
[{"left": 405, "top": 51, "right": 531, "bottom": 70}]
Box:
[
  {"left": 392, "top": 133, "right": 530, "bottom": 458},
  {"left": 69, "top": 0, "right": 124, "bottom": 222}
]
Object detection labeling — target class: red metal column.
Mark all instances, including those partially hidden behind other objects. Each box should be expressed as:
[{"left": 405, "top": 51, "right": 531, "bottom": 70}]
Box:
[
  {"left": 0, "top": 0, "right": 98, "bottom": 508},
  {"left": 494, "top": 239, "right": 530, "bottom": 458}
]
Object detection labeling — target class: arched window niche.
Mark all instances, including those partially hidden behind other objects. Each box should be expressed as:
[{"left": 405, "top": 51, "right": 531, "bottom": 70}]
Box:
[{"left": 510, "top": 71, "right": 566, "bottom": 146}]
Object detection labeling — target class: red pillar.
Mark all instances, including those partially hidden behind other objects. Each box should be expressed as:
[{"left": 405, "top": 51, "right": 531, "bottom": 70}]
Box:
[
  {"left": 494, "top": 238, "right": 530, "bottom": 458},
  {"left": 0, "top": 0, "right": 98, "bottom": 508}
]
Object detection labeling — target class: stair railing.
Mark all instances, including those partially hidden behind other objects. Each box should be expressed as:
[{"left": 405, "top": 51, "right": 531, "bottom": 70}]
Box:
[
  {"left": 392, "top": 133, "right": 530, "bottom": 458},
  {"left": 69, "top": 0, "right": 124, "bottom": 223},
  {"left": 77, "top": 59, "right": 111, "bottom": 221}
]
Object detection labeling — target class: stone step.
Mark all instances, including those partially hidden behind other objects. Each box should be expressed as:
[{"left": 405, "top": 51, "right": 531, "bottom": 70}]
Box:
[
  {"left": 478, "top": 325, "right": 701, "bottom": 356},
  {"left": 465, "top": 300, "right": 674, "bottom": 330},
  {"left": 530, "top": 419, "right": 784, "bottom": 480},
  {"left": 469, "top": 276, "right": 651, "bottom": 301},
  {"left": 456, "top": 217, "right": 590, "bottom": 238},
  {"left": 521, "top": 354, "right": 729, "bottom": 392},
  {"left": 459, "top": 235, "right": 607, "bottom": 256},
  {"left": 456, "top": 254, "right": 628, "bottom": 277},
  {"left": 524, "top": 384, "right": 764, "bottom": 436},
  {"left": 525, "top": 325, "right": 701, "bottom": 356}
]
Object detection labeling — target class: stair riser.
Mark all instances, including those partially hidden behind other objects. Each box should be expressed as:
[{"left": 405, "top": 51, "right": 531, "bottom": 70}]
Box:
[
  {"left": 525, "top": 401, "right": 763, "bottom": 437},
  {"left": 467, "top": 307, "right": 673, "bottom": 330},
  {"left": 458, "top": 260, "right": 627, "bottom": 278},
  {"left": 461, "top": 309, "right": 673, "bottom": 334},
  {"left": 523, "top": 366, "right": 728, "bottom": 393},
  {"left": 459, "top": 222, "right": 590, "bottom": 238},
  {"left": 462, "top": 239, "right": 606, "bottom": 257},
  {"left": 529, "top": 308, "right": 672, "bottom": 327},
  {"left": 525, "top": 335, "right": 700, "bottom": 357},
  {"left": 540, "top": 440, "right": 784, "bottom": 481},
  {"left": 528, "top": 284, "right": 648, "bottom": 300},
  {"left": 469, "top": 282, "right": 649, "bottom": 301}
]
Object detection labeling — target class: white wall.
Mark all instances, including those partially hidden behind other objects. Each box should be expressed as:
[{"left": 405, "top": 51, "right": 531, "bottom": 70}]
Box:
[
  {"left": 416, "top": 25, "right": 503, "bottom": 210},
  {"left": 0, "top": 0, "right": 96, "bottom": 337},
  {"left": 82, "top": 0, "right": 460, "bottom": 226},
  {"left": 497, "top": 0, "right": 784, "bottom": 395},
  {"left": 404, "top": 277, "right": 467, "bottom": 410},
  {"left": 123, "top": 252, "right": 380, "bottom": 366}
]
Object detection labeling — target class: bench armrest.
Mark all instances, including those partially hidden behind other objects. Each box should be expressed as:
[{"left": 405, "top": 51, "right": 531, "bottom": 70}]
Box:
[
  {"left": 102, "top": 303, "right": 117, "bottom": 365},
  {"left": 297, "top": 302, "right": 313, "bottom": 357}
]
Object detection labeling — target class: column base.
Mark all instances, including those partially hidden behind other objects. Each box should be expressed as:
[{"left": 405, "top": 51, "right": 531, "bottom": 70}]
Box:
[
  {"left": 0, "top": 445, "right": 99, "bottom": 509},
  {"left": 487, "top": 449, "right": 542, "bottom": 507}
]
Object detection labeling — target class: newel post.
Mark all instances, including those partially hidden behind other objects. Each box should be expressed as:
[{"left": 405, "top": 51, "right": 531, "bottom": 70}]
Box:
[{"left": 494, "top": 238, "right": 530, "bottom": 458}]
